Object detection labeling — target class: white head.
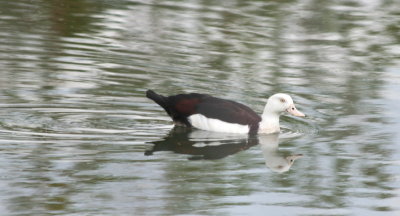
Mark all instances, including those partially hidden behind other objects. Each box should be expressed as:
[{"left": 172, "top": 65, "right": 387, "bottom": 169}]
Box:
[
  {"left": 265, "top": 93, "right": 305, "bottom": 117},
  {"left": 259, "top": 93, "right": 305, "bottom": 134}
]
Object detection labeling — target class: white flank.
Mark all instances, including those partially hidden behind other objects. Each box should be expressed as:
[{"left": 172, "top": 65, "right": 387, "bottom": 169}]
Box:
[{"left": 188, "top": 114, "right": 250, "bottom": 134}]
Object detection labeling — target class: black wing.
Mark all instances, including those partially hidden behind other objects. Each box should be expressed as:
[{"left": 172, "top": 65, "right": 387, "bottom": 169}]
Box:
[
  {"left": 147, "top": 90, "right": 210, "bottom": 126},
  {"left": 196, "top": 97, "right": 261, "bottom": 127}
]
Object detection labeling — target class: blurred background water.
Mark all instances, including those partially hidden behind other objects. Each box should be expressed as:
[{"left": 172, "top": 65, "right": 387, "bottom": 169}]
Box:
[{"left": 0, "top": 0, "right": 399, "bottom": 215}]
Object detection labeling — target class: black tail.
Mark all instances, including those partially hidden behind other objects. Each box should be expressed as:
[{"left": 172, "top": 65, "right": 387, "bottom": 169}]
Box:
[{"left": 146, "top": 90, "right": 170, "bottom": 115}]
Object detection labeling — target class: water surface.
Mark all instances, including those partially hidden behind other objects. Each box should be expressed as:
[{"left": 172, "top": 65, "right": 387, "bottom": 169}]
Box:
[{"left": 0, "top": 0, "right": 400, "bottom": 215}]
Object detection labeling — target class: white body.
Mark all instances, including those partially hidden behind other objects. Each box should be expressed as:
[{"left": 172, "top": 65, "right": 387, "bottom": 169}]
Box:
[
  {"left": 188, "top": 114, "right": 250, "bottom": 134},
  {"left": 188, "top": 113, "right": 280, "bottom": 134}
]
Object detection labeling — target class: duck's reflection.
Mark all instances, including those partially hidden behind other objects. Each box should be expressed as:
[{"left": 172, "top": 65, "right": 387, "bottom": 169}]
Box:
[
  {"left": 145, "top": 127, "right": 258, "bottom": 160},
  {"left": 145, "top": 127, "right": 302, "bottom": 172},
  {"left": 259, "top": 134, "right": 303, "bottom": 173}
]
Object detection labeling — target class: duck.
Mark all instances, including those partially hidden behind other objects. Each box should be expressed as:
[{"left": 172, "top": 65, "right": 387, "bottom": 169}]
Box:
[{"left": 146, "top": 90, "right": 305, "bottom": 134}]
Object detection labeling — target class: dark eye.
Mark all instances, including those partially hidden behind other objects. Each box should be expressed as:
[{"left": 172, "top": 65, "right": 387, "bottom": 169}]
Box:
[
  {"left": 292, "top": 107, "right": 295, "bottom": 110},
  {"left": 280, "top": 98, "right": 286, "bottom": 103}
]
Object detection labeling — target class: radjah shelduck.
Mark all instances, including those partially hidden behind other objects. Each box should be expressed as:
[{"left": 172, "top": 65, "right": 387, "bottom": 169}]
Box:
[{"left": 146, "top": 90, "right": 305, "bottom": 134}]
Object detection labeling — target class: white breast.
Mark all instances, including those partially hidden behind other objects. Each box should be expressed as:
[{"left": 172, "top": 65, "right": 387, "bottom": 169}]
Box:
[{"left": 188, "top": 114, "right": 250, "bottom": 134}]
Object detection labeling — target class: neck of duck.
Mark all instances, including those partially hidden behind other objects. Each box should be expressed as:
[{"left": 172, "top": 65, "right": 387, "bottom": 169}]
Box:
[{"left": 259, "top": 107, "right": 281, "bottom": 134}]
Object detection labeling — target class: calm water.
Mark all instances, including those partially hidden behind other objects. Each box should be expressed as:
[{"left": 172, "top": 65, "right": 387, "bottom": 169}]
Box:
[{"left": 1, "top": 0, "right": 400, "bottom": 215}]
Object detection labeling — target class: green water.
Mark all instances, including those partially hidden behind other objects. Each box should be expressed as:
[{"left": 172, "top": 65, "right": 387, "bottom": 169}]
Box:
[{"left": 0, "top": 0, "right": 399, "bottom": 215}]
